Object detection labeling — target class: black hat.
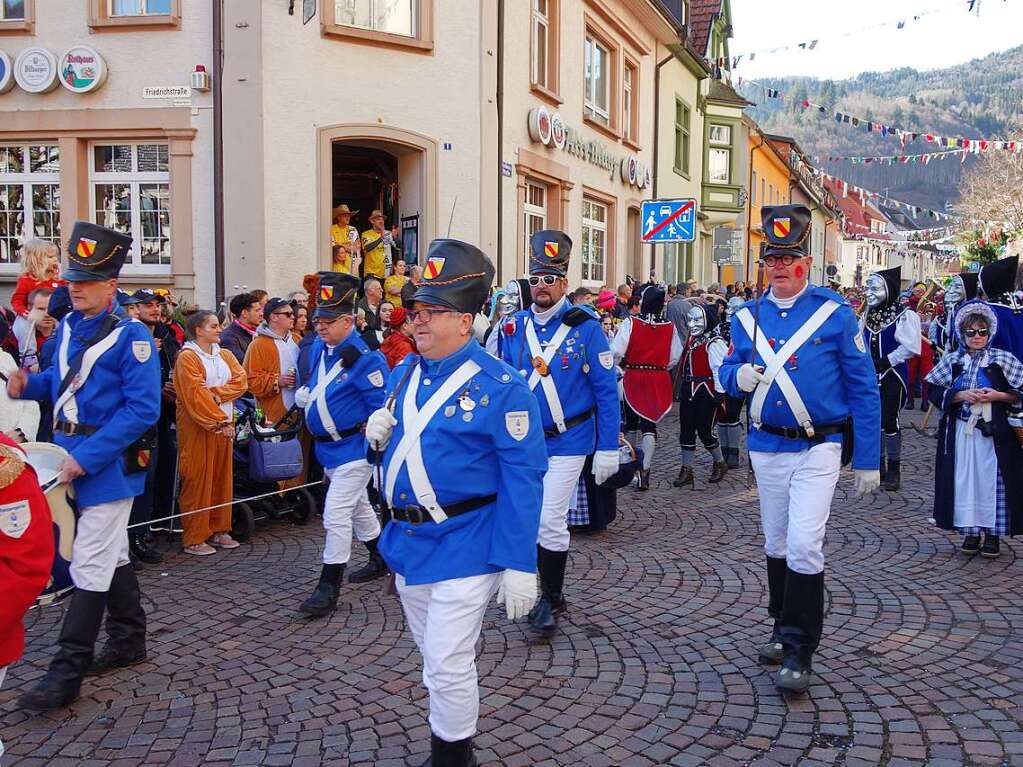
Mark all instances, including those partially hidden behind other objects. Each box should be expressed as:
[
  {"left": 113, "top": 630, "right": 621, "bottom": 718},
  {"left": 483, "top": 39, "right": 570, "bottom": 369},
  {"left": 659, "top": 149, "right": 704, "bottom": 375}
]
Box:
[
  {"left": 132, "top": 288, "right": 166, "bottom": 305},
  {"left": 413, "top": 239, "right": 495, "bottom": 314},
  {"left": 529, "top": 229, "right": 572, "bottom": 277},
  {"left": 691, "top": 302, "right": 720, "bottom": 334},
  {"left": 639, "top": 284, "right": 666, "bottom": 317},
  {"left": 118, "top": 291, "right": 142, "bottom": 306},
  {"left": 761, "top": 205, "right": 812, "bottom": 258},
  {"left": 870, "top": 265, "right": 902, "bottom": 307},
  {"left": 63, "top": 221, "right": 132, "bottom": 282},
  {"left": 979, "top": 256, "right": 1019, "bottom": 300},
  {"left": 263, "top": 297, "right": 295, "bottom": 322},
  {"left": 958, "top": 272, "right": 979, "bottom": 301},
  {"left": 314, "top": 272, "right": 359, "bottom": 320}
]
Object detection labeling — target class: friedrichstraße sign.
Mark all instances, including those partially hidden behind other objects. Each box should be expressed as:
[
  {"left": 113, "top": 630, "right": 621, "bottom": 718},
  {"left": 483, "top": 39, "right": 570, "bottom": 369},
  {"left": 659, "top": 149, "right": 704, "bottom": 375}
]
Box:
[{"left": 142, "top": 86, "right": 193, "bottom": 99}]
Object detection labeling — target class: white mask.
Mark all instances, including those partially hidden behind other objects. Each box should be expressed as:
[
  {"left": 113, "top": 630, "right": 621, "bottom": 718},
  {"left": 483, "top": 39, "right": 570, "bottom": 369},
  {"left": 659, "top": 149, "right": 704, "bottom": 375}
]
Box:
[
  {"left": 726, "top": 297, "right": 743, "bottom": 319},
  {"left": 687, "top": 306, "right": 706, "bottom": 337},
  {"left": 865, "top": 274, "right": 888, "bottom": 309},
  {"left": 497, "top": 281, "right": 520, "bottom": 317},
  {"left": 944, "top": 277, "right": 964, "bottom": 308}
]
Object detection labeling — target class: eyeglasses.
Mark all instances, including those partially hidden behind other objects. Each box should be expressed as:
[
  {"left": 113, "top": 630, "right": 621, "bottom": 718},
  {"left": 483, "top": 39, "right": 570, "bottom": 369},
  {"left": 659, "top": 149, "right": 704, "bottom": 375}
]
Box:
[
  {"left": 761, "top": 255, "right": 801, "bottom": 268},
  {"left": 528, "top": 275, "right": 561, "bottom": 287},
  {"left": 963, "top": 328, "right": 990, "bottom": 338},
  {"left": 312, "top": 317, "right": 340, "bottom": 327},
  {"left": 409, "top": 308, "right": 459, "bottom": 323}
]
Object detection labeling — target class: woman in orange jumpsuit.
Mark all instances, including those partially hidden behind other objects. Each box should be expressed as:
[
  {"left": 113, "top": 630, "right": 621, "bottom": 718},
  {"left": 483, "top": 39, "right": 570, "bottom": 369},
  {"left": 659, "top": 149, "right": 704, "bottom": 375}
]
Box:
[{"left": 174, "top": 310, "right": 248, "bottom": 556}]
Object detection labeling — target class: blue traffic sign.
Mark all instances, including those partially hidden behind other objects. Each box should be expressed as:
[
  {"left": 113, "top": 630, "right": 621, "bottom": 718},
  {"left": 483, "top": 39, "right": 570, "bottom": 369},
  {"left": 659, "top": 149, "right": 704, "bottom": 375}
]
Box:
[{"left": 641, "top": 198, "right": 696, "bottom": 243}]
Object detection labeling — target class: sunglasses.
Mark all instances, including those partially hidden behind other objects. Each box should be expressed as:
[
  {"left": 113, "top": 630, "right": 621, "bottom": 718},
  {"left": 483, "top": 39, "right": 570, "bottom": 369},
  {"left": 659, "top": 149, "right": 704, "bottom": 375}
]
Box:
[
  {"left": 963, "top": 328, "right": 989, "bottom": 338},
  {"left": 528, "top": 275, "right": 561, "bottom": 287},
  {"left": 273, "top": 310, "right": 294, "bottom": 317}
]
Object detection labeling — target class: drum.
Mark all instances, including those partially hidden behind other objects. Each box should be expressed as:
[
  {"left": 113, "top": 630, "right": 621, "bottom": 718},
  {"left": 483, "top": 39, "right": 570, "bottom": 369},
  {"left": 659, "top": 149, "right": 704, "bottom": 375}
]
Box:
[{"left": 22, "top": 442, "right": 76, "bottom": 606}]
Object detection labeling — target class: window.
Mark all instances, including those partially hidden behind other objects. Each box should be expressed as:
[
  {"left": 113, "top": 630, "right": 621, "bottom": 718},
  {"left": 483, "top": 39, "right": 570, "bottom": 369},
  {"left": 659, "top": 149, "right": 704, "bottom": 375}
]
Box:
[
  {"left": 708, "top": 123, "right": 731, "bottom": 184},
  {"left": 531, "top": 0, "right": 549, "bottom": 89},
  {"left": 109, "top": 0, "right": 171, "bottom": 14},
  {"left": 584, "top": 34, "right": 611, "bottom": 126},
  {"left": 523, "top": 181, "right": 547, "bottom": 263},
  {"left": 581, "top": 198, "right": 607, "bottom": 283},
  {"left": 674, "top": 99, "right": 690, "bottom": 175},
  {"left": 623, "top": 61, "right": 638, "bottom": 143},
  {"left": 1, "top": 1, "right": 25, "bottom": 19},
  {"left": 0, "top": 145, "right": 60, "bottom": 268},
  {"left": 709, "top": 125, "right": 731, "bottom": 144},
  {"left": 335, "top": 0, "right": 415, "bottom": 37},
  {"left": 90, "top": 143, "right": 171, "bottom": 272}
]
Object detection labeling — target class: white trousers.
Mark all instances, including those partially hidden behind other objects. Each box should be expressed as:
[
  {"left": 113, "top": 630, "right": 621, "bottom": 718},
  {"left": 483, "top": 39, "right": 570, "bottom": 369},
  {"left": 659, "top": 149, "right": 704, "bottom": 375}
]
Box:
[
  {"left": 750, "top": 443, "right": 841, "bottom": 575},
  {"left": 71, "top": 498, "right": 133, "bottom": 592},
  {"left": 396, "top": 572, "right": 501, "bottom": 742},
  {"left": 322, "top": 460, "right": 380, "bottom": 565},
  {"left": 537, "top": 454, "right": 587, "bottom": 552}
]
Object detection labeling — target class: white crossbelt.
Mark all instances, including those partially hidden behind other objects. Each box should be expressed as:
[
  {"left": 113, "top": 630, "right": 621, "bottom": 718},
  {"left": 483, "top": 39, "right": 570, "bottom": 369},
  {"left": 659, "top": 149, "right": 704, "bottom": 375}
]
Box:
[
  {"left": 525, "top": 318, "right": 574, "bottom": 433},
  {"left": 305, "top": 351, "right": 346, "bottom": 441},
  {"left": 735, "top": 300, "right": 840, "bottom": 436},
  {"left": 385, "top": 359, "right": 480, "bottom": 523},
  {"left": 54, "top": 318, "right": 126, "bottom": 424}
]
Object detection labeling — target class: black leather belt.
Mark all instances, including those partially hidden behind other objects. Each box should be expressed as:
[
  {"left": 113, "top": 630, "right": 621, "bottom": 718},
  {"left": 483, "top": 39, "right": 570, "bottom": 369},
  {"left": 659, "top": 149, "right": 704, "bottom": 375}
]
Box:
[
  {"left": 624, "top": 364, "right": 668, "bottom": 371},
  {"left": 544, "top": 409, "right": 595, "bottom": 439},
  {"left": 385, "top": 493, "right": 497, "bottom": 525},
  {"left": 314, "top": 422, "right": 365, "bottom": 442},
  {"left": 55, "top": 420, "right": 99, "bottom": 437},
  {"left": 756, "top": 422, "right": 846, "bottom": 443}
]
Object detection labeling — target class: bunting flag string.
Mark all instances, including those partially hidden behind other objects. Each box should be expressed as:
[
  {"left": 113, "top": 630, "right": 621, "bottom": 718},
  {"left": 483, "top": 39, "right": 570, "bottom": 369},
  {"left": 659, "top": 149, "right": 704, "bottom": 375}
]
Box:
[
  {"left": 814, "top": 148, "right": 968, "bottom": 165},
  {"left": 814, "top": 170, "right": 963, "bottom": 221}
]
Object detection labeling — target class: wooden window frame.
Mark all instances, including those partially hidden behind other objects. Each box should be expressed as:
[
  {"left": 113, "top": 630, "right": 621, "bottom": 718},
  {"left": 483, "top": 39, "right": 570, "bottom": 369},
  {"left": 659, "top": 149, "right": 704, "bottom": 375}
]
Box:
[
  {"left": 673, "top": 97, "right": 690, "bottom": 178},
  {"left": 530, "top": 0, "right": 561, "bottom": 106},
  {"left": 583, "top": 24, "right": 619, "bottom": 139},
  {"left": 322, "top": 0, "right": 434, "bottom": 54},
  {"left": 523, "top": 179, "right": 549, "bottom": 266},
  {"left": 88, "top": 0, "right": 181, "bottom": 30},
  {"left": 515, "top": 148, "right": 572, "bottom": 277},
  {"left": 622, "top": 56, "right": 640, "bottom": 150},
  {"left": 0, "top": 0, "right": 34, "bottom": 34},
  {"left": 580, "top": 185, "right": 617, "bottom": 286}
]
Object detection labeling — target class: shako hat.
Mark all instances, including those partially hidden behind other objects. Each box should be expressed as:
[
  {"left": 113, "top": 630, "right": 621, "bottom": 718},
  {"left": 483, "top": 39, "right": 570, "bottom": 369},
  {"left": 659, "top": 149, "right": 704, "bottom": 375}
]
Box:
[
  {"left": 314, "top": 271, "right": 359, "bottom": 319},
  {"left": 529, "top": 229, "right": 572, "bottom": 277},
  {"left": 414, "top": 239, "right": 495, "bottom": 314},
  {"left": 761, "top": 205, "right": 812, "bottom": 258},
  {"left": 63, "top": 221, "right": 132, "bottom": 282}
]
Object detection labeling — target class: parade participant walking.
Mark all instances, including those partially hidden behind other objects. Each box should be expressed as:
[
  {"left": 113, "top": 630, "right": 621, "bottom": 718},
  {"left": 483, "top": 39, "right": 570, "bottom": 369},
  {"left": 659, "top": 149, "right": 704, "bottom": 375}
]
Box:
[
  {"left": 484, "top": 278, "right": 531, "bottom": 358},
  {"left": 930, "top": 273, "right": 978, "bottom": 359},
  {"left": 716, "top": 296, "right": 747, "bottom": 468},
  {"left": 173, "top": 311, "right": 248, "bottom": 556},
  {"left": 498, "top": 230, "right": 619, "bottom": 635},
  {"left": 611, "top": 284, "right": 681, "bottom": 490},
  {"left": 926, "top": 301, "right": 1023, "bottom": 558},
  {"left": 366, "top": 239, "right": 546, "bottom": 767},
  {"left": 674, "top": 303, "right": 728, "bottom": 486},
  {"left": 244, "top": 297, "right": 300, "bottom": 425},
  {"left": 861, "top": 265, "right": 921, "bottom": 491},
  {"left": 979, "top": 256, "right": 1023, "bottom": 359},
  {"left": 8, "top": 222, "right": 161, "bottom": 710},
  {"left": 294, "top": 272, "right": 390, "bottom": 617},
  {"left": 720, "top": 205, "right": 880, "bottom": 694}
]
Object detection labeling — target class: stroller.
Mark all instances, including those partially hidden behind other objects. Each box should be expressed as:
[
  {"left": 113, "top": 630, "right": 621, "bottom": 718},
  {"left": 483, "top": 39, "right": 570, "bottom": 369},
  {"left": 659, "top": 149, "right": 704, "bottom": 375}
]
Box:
[{"left": 230, "top": 397, "right": 316, "bottom": 541}]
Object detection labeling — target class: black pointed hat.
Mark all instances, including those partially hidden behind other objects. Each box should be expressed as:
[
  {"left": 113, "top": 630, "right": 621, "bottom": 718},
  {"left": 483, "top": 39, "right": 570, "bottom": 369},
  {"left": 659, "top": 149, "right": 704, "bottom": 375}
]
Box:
[
  {"left": 314, "top": 271, "right": 359, "bottom": 319},
  {"left": 979, "top": 256, "right": 1019, "bottom": 300},
  {"left": 529, "top": 229, "right": 572, "bottom": 277},
  {"left": 414, "top": 239, "right": 495, "bottom": 314},
  {"left": 761, "top": 205, "right": 812, "bottom": 258},
  {"left": 639, "top": 283, "right": 666, "bottom": 317},
  {"left": 871, "top": 265, "right": 902, "bottom": 307},
  {"left": 63, "top": 221, "right": 132, "bottom": 282},
  {"left": 952, "top": 272, "right": 979, "bottom": 302}
]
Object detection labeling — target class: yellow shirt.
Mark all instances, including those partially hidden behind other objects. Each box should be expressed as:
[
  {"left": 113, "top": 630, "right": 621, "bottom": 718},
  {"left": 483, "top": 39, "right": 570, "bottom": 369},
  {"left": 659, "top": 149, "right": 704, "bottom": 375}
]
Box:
[
  {"left": 331, "top": 224, "right": 358, "bottom": 274},
  {"left": 361, "top": 228, "right": 389, "bottom": 279},
  {"left": 384, "top": 274, "right": 408, "bottom": 307}
]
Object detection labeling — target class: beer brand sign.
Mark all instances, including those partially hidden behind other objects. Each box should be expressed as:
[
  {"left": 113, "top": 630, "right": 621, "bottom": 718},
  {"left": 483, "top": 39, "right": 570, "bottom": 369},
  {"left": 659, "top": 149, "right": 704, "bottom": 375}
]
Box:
[
  {"left": 13, "top": 47, "right": 58, "bottom": 94},
  {"left": 59, "top": 46, "right": 107, "bottom": 94}
]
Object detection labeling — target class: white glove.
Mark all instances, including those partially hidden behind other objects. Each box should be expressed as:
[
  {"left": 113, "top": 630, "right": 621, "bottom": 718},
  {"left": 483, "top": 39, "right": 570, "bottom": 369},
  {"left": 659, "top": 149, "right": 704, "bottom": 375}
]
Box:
[
  {"left": 365, "top": 407, "right": 398, "bottom": 450},
  {"left": 592, "top": 449, "right": 620, "bottom": 486},
  {"left": 736, "top": 364, "right": 768, "bottom": 393},
  {"left": 294, "top": 386, "right": 311, "bottom": 409},
  {"left": 497, "top": 569, "right": 537, "bottom": 620},
  {"left": 853, "top": 469, "right": 881, "bottom": 496}
]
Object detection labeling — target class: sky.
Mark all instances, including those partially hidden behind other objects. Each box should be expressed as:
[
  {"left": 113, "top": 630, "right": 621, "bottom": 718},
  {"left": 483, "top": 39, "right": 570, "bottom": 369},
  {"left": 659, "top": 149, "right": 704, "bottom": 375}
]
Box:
[{"left": 729, "top": 0, "right": 1023, "bottom": 81}]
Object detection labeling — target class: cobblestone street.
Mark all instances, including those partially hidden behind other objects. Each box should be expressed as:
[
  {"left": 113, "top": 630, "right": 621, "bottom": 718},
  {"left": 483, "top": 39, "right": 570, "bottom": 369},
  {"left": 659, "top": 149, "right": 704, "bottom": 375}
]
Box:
[{"left": 2, "top": 408, "right": 1021, "bottom": 767}]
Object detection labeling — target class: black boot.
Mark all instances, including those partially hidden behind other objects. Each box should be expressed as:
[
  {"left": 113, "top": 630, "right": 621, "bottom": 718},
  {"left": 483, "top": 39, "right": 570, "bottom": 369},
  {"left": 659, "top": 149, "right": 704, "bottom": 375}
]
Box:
[
  {"left": 981, "top": 533, "right": 1000, "bottom": 558},
  {"left": 420, "top": 732, "right": 478, "bottom": 767},
  {"left": 709, "top": 460, "right": 728, "bottom": 483},
  {"left": 883, "top": 460, "right": 901, "bottom": 491},
  {"left": 348, "top": 537, "right": 388, "bottom": 583},
  {"left": 130, "top": 532, "right": 163, "bottom": 565},
  {"left": 298, "top": 563, "right": 344, "bottom": 618},
  {"left": 673, "top": 466, "right": 694, "bottom": 488},
  {"left": 775, "top": 569, "right": 824, "bottom": 694},
  {"left": 88, "top": 565, "right": 147, "bottom": 676},
  {"left": 528, "top": 547, "right": 567, "bottom": 635},
  {"left": 636, "top": 469, "right": 650, "bottom": 491},
  {"left": 19, "top": 588, "right": 107, "bottom": 710},
  {"left": 758, "top": 556, "right": 787, "bottom": 665},
  {"left": 904, "top": 399, "right": 915, "bottom": 411}
]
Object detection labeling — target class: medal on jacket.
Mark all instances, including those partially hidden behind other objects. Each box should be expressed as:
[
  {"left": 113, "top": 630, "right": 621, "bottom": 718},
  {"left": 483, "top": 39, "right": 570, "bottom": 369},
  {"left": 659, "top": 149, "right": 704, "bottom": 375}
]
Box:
[
  {"left": 532, "top": 356, "right": 549, "bottom": 376},
  {"left": 459, "top": 394, "right": 476, "bottom": 411},
  {"left": 561, "top": 354, "right": 570, "bottom": 370}
]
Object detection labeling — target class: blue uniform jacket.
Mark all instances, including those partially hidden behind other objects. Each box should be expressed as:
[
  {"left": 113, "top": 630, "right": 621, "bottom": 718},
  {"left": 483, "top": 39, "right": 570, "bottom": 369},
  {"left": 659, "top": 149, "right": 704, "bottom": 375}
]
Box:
[
  {"left": 987, "top": 301, "right": 1023, "bottom": 361},
  {"left": 22, "top": 310, "right": 161, "bottom": 507},
  {"left": 863, "top": 316, "right": 909, "bottom": 390},
  {"left": 499, "top": 300, "right": 619, "bottom": 457},
  {"left": 378, "top": 339, "right": 547, "bottom": 585},
  {"left": 304, "top": 331, "right": 388, "bottom": 470},
  {"left": 719, "top": 286, "right": 881, "bottom": 471}
]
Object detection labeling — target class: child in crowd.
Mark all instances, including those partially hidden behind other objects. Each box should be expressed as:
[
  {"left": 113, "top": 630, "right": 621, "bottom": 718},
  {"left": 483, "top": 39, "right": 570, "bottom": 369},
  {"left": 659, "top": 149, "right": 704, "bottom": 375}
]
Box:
[{"left": 11, "top": 240, "right": 63, "bottom": 318}]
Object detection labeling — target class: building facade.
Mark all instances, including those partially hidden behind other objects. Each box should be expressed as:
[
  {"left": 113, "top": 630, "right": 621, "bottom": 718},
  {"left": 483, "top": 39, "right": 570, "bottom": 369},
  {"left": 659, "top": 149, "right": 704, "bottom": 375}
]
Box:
[
  {"left": 745, "top": 118, "right": 791, "bottom": 283},
  {"left": 0, "top": 0, "right": 213, "bottom": 304}
]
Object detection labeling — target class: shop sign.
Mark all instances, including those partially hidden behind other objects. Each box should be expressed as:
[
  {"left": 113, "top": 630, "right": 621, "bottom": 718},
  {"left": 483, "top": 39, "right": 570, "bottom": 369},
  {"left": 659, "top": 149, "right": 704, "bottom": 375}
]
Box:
[
  {"left": 527, "top": 106, "right": 649, "bottom": 190},
  {"left": 0, "top": 51, "right": 13, "bottom": 95},
  {"left": 14, "top": 47, "right": 58, "bottom": 94},
  {"left": 58, "top": 46, "right": 107, "bottom": 94}
]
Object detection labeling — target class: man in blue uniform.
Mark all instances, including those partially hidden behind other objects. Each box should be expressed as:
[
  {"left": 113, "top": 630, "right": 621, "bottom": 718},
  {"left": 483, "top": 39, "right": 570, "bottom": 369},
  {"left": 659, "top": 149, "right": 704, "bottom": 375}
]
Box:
[
  {"left": 8, "top": 222, "right": 161, "bottom": 710},
  {"left": 498, "top": 230, "right": 619, "bottom": 634},
  {"left": 364, "top": 239, "right": 546, "bottom": 767},
  {"left": 979, "top": 255, "right": 1023, "bottom": 359},
  {"left": 719, "top": 205, "right": 881, "bottom": 694},
  {"left": 294, "top": 272, "right": 390, "bottom": 618},
  {"left": 861, "top": 265, "right": 921, "bottom": 491}
]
